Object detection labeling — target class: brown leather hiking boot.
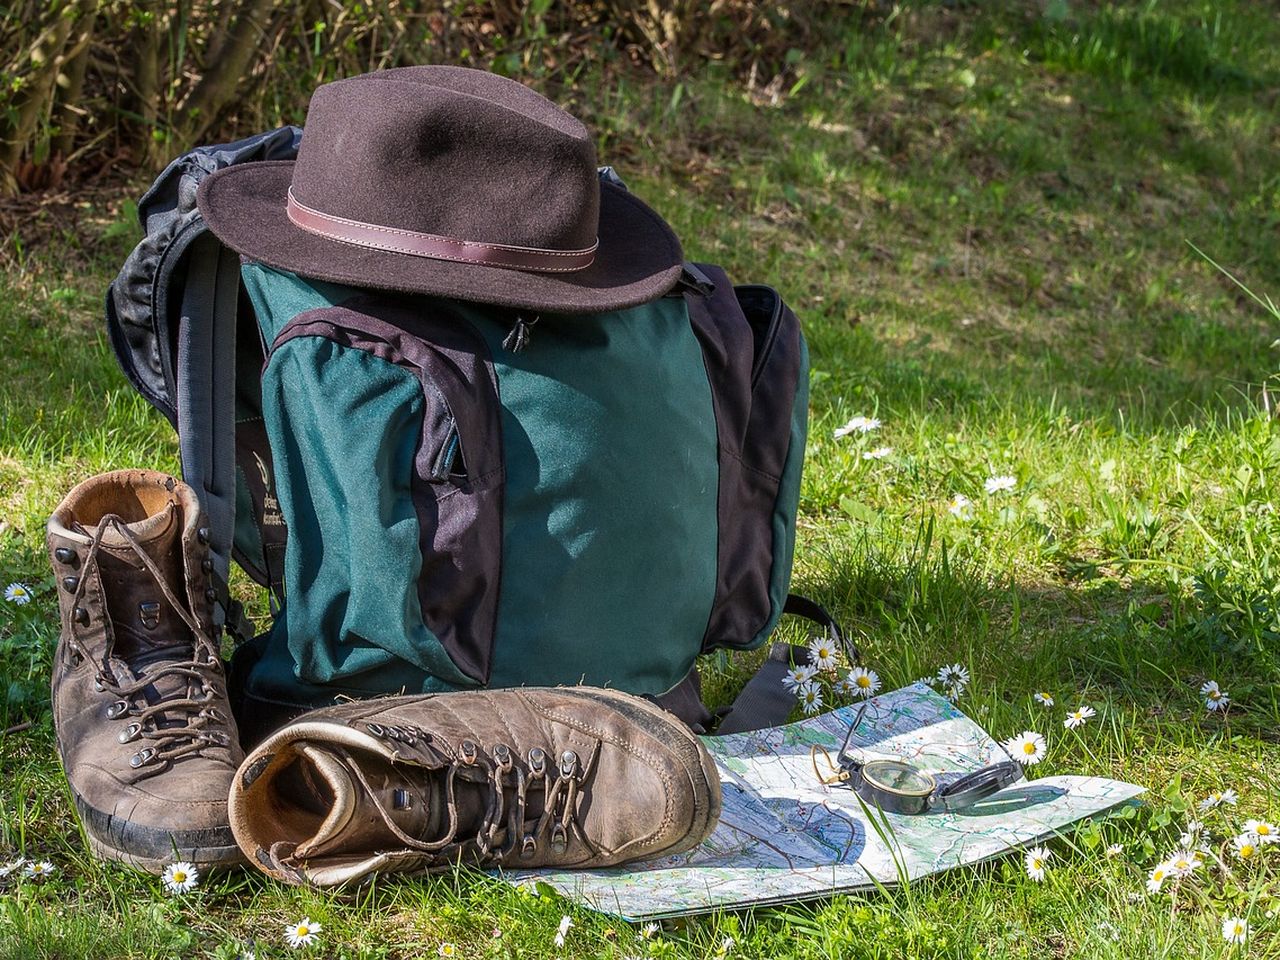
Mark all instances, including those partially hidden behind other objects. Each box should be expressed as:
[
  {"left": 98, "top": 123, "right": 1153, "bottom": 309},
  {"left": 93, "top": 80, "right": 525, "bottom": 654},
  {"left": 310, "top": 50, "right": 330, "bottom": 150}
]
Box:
[
  {"left": 227, "top": 687, "right": 721, "bottom": 886},
  {"left": 47, "top": 469, "right": 244, "bottom": 873}
]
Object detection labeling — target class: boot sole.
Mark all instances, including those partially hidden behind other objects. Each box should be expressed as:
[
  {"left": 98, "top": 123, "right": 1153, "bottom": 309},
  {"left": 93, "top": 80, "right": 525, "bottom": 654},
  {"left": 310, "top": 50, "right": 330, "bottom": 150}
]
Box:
[
  {"left": 545, "top": 687, "right": 723, "bottom": 861},
  {"left": 71, "top": 790, "right": 245, "bottom": 875}
]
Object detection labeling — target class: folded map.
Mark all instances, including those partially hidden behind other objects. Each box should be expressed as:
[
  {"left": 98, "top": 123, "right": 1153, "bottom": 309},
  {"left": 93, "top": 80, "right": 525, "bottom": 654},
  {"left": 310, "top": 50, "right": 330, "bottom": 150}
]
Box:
[{"left": 511, "top": 683, "right": 1145, "bottom": 919}]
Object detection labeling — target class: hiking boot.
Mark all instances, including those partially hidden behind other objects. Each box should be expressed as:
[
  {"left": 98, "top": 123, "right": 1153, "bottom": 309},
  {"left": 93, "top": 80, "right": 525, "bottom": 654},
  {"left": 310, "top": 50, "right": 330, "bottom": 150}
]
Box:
[
  {"left": 47, "top": 469, "right": 244, "bottom": 873},
  {"left": 227, "top": 687, "right": 721, "bottom": 886}
]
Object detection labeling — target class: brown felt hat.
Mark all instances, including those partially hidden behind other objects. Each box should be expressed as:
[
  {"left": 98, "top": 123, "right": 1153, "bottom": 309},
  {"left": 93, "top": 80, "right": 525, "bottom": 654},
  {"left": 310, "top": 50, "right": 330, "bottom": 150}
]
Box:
[{"left": 196, "top": 66, "right": 684, "bottom": 314}]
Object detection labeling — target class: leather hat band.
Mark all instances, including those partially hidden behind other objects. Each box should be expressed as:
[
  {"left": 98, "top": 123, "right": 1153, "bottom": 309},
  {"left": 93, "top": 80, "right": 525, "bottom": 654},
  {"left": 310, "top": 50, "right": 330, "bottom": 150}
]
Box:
[{"left": 285, "top": 189, "right": 598, "bottom": 273}]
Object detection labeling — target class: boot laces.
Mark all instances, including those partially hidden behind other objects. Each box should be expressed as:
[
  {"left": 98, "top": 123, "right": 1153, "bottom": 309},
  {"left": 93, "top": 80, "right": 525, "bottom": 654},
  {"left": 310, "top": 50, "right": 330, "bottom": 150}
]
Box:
[
  {"left": 345, "top": 740, "right": 584, "bottom": 865},
  {"left": 66, "top": 514, "right": 229, "bottom": 768}
]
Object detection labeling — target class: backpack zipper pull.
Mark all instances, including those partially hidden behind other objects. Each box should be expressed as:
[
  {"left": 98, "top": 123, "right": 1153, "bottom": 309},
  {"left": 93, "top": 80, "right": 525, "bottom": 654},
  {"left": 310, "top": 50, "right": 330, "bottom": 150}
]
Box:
[{"left": 502, "top": 313, "right": 540, "bottom": 353}]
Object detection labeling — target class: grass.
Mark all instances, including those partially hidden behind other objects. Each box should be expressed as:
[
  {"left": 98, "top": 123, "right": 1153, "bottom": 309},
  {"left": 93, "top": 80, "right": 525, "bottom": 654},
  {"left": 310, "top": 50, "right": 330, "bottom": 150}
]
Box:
[{"left": 2, "top": 0, "right": 1280, "bottom": 956}]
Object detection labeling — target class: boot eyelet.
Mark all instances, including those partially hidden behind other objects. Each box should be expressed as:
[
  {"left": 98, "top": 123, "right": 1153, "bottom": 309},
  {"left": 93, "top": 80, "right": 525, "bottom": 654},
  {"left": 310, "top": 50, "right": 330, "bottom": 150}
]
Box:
[
  {"left": 527, "top": 747, "right": 546, "bottom": 774},
  {"left": 459, "top": 740, "right": 478, "bottom": 764},
  {"left": 105, "top": 700, "right": 130, "bottom": 719},
  {"left": 54, "top": 546, "right": 79, "bottom": 567},
  {"left": 365, "top": 722, "right": 385, "bottom": 738},
  {"left": 69, "top": 651, "right": 83, "bottom": 667},
  {"left": 73, "top": 606, "right": 90, "bottom": 626},
  {"left": 559, "top": 750, "right": 578, "bottom": 777},
  {"left": 205, "top": 587, "right": 218, "bottom": 603},
  {"left": 118, "top": 722, "right": 142, "bottom": 744},
  {"left": 201, "top": 558, "right": 213, "bottom": 574},
  {"left": 197, "top": 527, "right": 210, "bottom": 545},
  {"left": 520, "top": 835, "right": 538, "bottom": 859},
  {"left": 129, "top": 748, "right": 156, "bottom": 768},
  {"left": 62, "top": 575, "right": 80, "bottom": 593},
  {"left": 493, "top": 744, "right": 512, "bottom": 769},
  {"left": 550, "top": 823, "right": 569, "bottom": 854}
]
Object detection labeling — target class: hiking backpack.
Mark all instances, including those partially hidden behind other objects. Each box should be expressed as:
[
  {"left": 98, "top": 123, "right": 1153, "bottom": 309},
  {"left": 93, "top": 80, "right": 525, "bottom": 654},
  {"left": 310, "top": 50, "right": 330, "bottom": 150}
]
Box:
[{"left": 105, "top": 129, "right": 851, "bottom": 740}]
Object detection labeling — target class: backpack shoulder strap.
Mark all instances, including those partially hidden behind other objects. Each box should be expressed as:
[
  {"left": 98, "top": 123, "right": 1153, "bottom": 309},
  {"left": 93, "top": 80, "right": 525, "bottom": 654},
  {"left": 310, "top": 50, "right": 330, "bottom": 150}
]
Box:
[{"left": 712, "top": 595, "right": 857, "bottom": 735}]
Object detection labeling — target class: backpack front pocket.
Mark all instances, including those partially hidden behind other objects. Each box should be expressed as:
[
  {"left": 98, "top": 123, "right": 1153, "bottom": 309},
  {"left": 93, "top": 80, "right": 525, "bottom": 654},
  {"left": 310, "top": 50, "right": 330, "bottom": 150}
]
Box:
[{"left": 262, "top": 295, "right": 504, "bottom": 689}]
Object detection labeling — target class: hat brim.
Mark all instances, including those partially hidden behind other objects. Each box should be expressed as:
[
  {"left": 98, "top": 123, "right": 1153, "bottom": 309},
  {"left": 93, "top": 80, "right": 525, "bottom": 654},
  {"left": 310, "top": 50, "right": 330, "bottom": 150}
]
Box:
[{"left": 197, "top": 161, "right": 684, "bottom": 314}]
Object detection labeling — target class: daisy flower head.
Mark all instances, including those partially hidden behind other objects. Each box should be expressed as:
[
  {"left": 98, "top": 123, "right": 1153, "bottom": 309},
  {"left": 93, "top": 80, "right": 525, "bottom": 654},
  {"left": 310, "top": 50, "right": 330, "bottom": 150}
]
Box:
[
  {"left": 1242, "top": 820, "right": 1278, "bottom": 845},
  {"left": 936, "top": 663, "right": 970, "bottom": 689},
  {"left": 1033, "top": 691, "right": 1055, "bottom": 708},
  {"left": 1169, "top": 849, "right": 1200, "bottom": 877},
  {"left": 1222, "top": 915, "right": 1249, "bottom": 946},
  {"left": 1064, "top": 705, "right": 1096, "bottom": 729},
  {"left": 984, "top": 474, "right": 1017, "bottom": 494},
  {"left": 3, "top": 583, "right": 31, "bottom": 605},
  {"left": 161, "top": 860, "right": 199, "bottom": 894},
  {"left": 284, "top": 918, "right": 321, "bottom": 949},
  {"left": 438, "top": 944, "right": 457, "bottom": 958},
  {"left": 807, "top": 636, "right": 840, "bottom": 672},
  {"left": 1200, "top": 680, "right": 1230, "bottom": 712},
  {"left": 1024, "top": 845, "right": 1051, "bottom": 882},
  {"left": 1233, "top": 833, "right": 1259, "bottom": 861},
  {"left": 798, "top": 683, "right": 824, "bottom": 715},
  {"left": 1146, "top": 860, "right": 1173, "bottom": 894},
  {"left": 834, "top": 415, "right": 881, "bottom": 439},
  {"left": 716, "top": 936, "right": 736, "bottom": 956},
  {"left": 947, "top": 493, "right": 973, "bottom": 519},
  {"left": 641, "top": 922, "right": 660, "bottom": 939},
  {"left": 862, "top": 446, "right": 893, "bottom": 461},
  {"left": 782, "top": 664, "right": 818, "bottom": 693},
  {"left": 22, "top": 861, "right": 55, "bottom": 881},
  {"left": 1199, "top": 789, "right": 1239, "bottom": 812},
  {"left": 1002, "top": 731, "right": 1047, "bottom": 767},
  {"left": 554, "top": 915, "right": 573, "bottom": 948},
  {"left": 0, "top": 858, "right": 26, "bottom": 879},
  {"left": 1104, "top": 843, "right": 1124, "bottom": 858},
  {"left": 846, "top": 666, "right": 881, "bottom": 699}
]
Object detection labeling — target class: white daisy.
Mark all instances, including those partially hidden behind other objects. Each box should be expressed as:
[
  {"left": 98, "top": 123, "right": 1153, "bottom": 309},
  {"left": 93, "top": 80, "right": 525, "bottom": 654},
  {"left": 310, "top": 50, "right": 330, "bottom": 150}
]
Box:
[
  {"left": 237, "top": 950, "right": 255, "bottom": 960},
  {"left": 807, "top": 637, "right": 840, "bottom": 672},
  {"left": 22, "top": 861, "right": 55, "bottom": 881},
  {"left": 984, "top": 475, "right": 1017, "bottom": 494},
  {"left": 284, "top": 918, "right": 321, "bottom": 949},
  {"left": 3, "top": 583, "right": 31, "bottom": 605},
  {"left": 1002, "top": 731, "right": 1047, "bottom": 766},
  {"left": 1201, "top": 680, "right": 1230, "bottom": 712},
  {"left": 1242, "top": 820, "right": 1278, "bottom": 844},
  {"left": 1233, "top": 833, "right": 1259, "bottom": 861},
  {"left": 161, "top": 861, "right": 199, "bottom": 894},
  {"left": 1033, "top": 691, "right": 1054, "bottom": 708},
  {"left": 1146, "top": 860, "right": 1173, "bottom": 894},
  {"left": 834, "top": 415, "right": 881, "bottom": 438},
  {"left": 1024, "top": 845, "right": 1050, "bottom": 881},
  {"left": 437, "top": 944, "right": 457, "bottom": 958},
  {"left": 1222, "top": 915, "right": 1249, "bottom": 945},
  {"left": 641, "top": 922, "right": 660, "bottom": 939},
  {"left": 716, "top": 936, "right": 736, "bottom": 955},
  {"left": 799, "top": 684, "right": 824, "bottom": 715},
  {"left": 947, "top": 494, "right": 973, "bottom": 519},
  {"left": 936, "top": 664, "right": 970, "bottom": 688},
  {"left": 846, "top": 666, "right": 881, "bottom": 699},
  {"left": 1199, "top": 789, "right": 1239, "bottom": 812},
  {"left": 0, "top": 858, "right": 26, "bottom": 878},
  {"left": 781, "top": 664, "right": 818, "bottom": 693},
  {"left": 862, "top": 446, "right": 892, "bottom": 460},
  {"left": 553, "top": 915, "right": 573, "bottom": 948},
  {"left": 1168, "top": 849, "right": 1200, "bottom": 877},
  {"left": 1064, "top": 706, "right": 1096, "bottom": 729},
  {"left": 1104, "top": 843, "right": 1124, "bottom": 858}
]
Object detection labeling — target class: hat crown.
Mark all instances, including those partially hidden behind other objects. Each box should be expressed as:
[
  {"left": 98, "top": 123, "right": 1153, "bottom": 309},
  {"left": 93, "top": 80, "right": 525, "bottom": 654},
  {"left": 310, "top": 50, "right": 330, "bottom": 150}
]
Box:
[{"left": 290, "top": 67, "right": 600, "bottom": 253}]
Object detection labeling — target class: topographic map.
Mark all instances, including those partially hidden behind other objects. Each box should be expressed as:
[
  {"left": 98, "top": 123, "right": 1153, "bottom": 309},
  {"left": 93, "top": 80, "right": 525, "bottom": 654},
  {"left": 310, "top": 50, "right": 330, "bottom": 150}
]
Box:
[{"left": 512, "top": 683, "right": 1145, "bottom": 919}]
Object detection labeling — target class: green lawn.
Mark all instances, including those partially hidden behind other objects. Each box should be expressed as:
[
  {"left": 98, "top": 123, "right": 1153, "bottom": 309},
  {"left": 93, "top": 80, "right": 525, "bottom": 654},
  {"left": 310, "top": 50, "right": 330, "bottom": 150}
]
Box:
[{"left": 2, "top": 2, "right": 1280, "bottom": 957}]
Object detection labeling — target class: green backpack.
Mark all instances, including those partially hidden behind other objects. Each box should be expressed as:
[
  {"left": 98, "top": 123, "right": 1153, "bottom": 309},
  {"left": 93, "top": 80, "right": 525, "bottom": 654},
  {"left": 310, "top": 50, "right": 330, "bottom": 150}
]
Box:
[{"left": 107, "top": 133, "right": 843, "bottom": 742}]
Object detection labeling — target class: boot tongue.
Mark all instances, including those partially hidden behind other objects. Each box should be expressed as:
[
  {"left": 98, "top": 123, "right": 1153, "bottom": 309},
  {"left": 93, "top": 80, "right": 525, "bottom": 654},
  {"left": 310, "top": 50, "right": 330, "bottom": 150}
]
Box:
[
  {"left": 90, "top": 504, "right": 195, "bottom": 659},
  {"left": 292, "top": 745, "right": 443, "bottom": 860}
]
